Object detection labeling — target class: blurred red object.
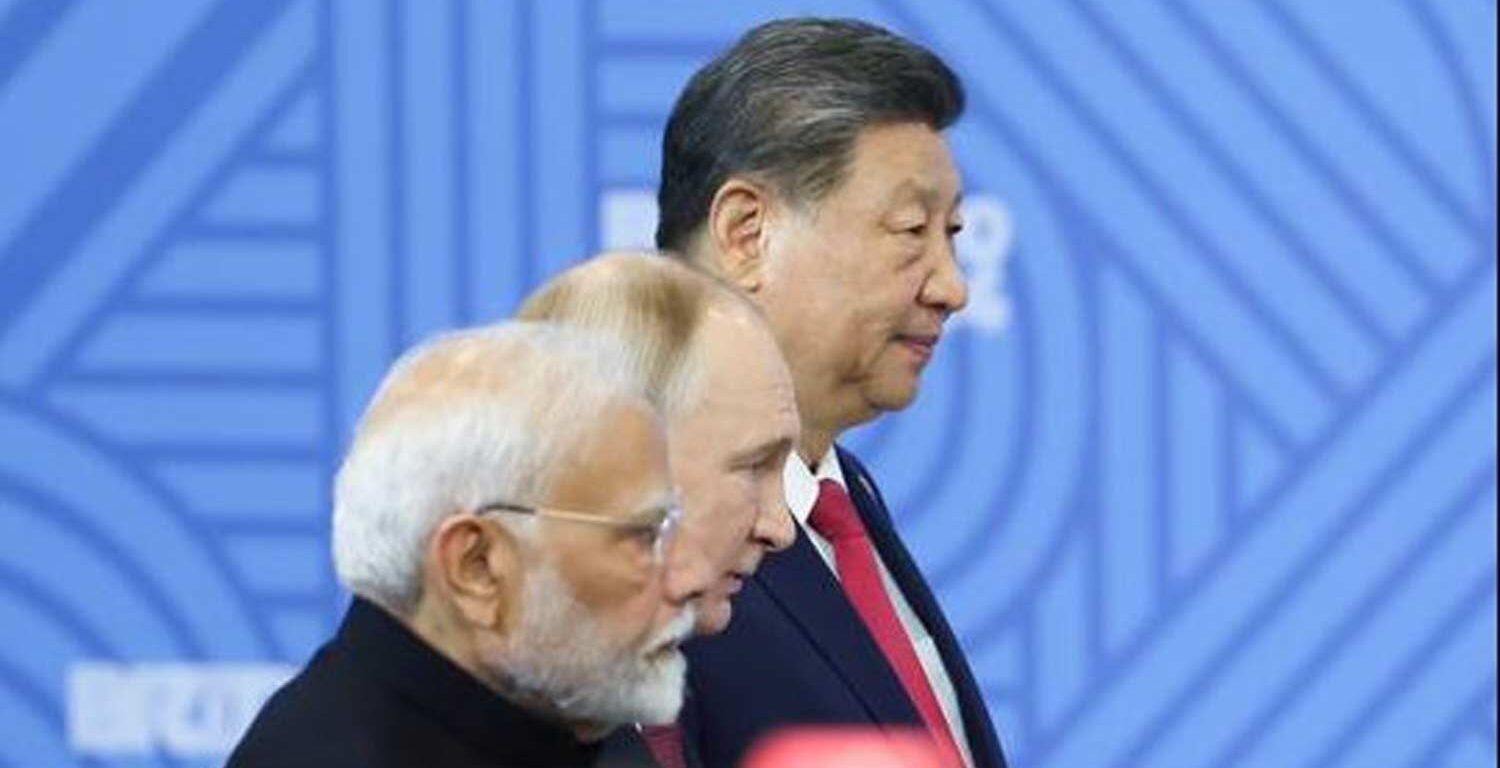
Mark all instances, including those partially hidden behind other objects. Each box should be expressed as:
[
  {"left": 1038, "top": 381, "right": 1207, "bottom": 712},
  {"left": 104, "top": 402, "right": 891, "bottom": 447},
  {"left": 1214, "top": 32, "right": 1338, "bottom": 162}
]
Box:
[{"left": 740, "top": 726, "right": 955, "bottom": 768}]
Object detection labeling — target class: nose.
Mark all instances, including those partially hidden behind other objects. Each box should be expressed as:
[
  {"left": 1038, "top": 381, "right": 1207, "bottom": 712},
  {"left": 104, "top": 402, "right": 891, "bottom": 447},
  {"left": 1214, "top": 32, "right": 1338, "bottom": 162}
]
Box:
[
  {"left": 920, "top": 237, "right": 969, "bottom": 315},
  {"left": 754, "top": 484, "right": 797, "bottom": 553}
]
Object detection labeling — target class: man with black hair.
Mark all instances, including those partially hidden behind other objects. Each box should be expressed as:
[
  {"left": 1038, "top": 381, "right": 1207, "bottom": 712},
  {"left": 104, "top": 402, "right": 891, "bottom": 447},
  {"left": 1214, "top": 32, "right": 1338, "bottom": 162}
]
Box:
[{"left": 656, "top": 16, "right": 1007, "bottom": 768}]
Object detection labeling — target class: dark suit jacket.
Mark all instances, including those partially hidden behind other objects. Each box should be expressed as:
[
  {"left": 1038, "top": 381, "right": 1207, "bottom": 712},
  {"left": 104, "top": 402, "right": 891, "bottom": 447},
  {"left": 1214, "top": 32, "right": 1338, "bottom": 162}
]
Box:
[
  {"left": 595, "top": 728, "right": 661, "bottom": 768},
  {"left": 228, "top": 597, "right": 604, "bottom": 768},
  {"left": 680, "top": 448, "right": 1006, "bottom": 768},
  {"left": 595, "top": 726, "right": 703, "bottom": 768}
]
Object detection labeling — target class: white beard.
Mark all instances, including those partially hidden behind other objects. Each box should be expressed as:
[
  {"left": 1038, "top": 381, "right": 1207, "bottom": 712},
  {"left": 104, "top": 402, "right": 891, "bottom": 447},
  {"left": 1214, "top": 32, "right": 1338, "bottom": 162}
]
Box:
[{"left": 488, "top": 562, "right": 695, "bottom": 727}]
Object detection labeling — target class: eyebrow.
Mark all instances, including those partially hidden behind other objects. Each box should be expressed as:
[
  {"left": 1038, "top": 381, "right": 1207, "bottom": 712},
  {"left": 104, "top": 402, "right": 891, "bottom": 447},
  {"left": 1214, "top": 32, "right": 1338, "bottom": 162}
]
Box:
[
  {"left": 730, "top": 436, "right": 794, "bottom": 466},
  {"left": 885, "top": 180, "right": 964, "bottom": 212}
]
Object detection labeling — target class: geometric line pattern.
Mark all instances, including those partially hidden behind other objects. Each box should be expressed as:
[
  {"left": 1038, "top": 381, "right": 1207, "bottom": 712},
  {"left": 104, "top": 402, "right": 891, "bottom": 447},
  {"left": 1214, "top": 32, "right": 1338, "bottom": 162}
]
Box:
[{"left": 0, "top": 0, "right": 1493, "bottom": 764}]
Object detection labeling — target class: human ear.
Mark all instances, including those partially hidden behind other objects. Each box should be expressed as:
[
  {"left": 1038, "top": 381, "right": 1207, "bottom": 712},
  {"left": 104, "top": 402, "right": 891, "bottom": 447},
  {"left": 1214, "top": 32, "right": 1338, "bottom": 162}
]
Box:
[
  {"left": 430, "top": 515, "right": 522, "bottom": 632},
  {"left": 705, "top": 177, "right": 771, "bottom": 292}
]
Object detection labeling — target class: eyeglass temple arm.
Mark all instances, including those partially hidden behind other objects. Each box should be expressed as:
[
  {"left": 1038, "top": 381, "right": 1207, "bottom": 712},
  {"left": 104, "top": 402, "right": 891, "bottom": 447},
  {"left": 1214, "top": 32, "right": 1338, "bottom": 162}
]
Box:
[{"left": 476, "top": 502, "right": 663, "bottom": 531}]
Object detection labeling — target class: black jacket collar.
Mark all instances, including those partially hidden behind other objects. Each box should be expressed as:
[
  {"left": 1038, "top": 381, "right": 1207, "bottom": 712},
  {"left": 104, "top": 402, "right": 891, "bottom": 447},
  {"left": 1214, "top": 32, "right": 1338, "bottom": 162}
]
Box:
[{"left": 339, "top": 597, "right": 604, "bottom": 766}]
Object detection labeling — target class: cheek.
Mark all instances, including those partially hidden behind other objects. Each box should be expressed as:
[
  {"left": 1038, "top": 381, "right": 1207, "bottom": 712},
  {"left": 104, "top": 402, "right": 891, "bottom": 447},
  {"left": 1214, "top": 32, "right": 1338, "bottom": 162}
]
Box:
[
  {"left": 764, "top": 232, "right": 853, "bottom": 314},
  {"left": 674, "top": 477, "right": 760, "bottom": 579},
  {"left": 668, "top": 454, "right": 714, "bottom": 521},
  {"left": 845, "top": 298, "right": 906, "bottom": 360},
  {"left": 758, "top": 472, "right": 786, "bottom": 515},
  {"left": 698, "top": 475, "right": 759, "bottom": 553},
  {"left": 590, "top": 566, "right": 669, "bottom": 628},
  {"left": 554, "top": 541, "right": 649, "bottom": 610},
  {"left": 847, "top": 254, "right": 925, "bottom": 323}
]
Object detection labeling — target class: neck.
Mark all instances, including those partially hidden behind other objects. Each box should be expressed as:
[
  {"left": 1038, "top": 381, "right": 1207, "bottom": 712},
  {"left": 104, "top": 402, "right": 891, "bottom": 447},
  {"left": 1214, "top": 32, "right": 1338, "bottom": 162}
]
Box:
[
  {"left": 683, "top": 243, "right": 722, "bottom": 275},
  {"left": 798, "top": 394, "right": 869, "bottom": 467},
  {"left": 796, "top": 427, "right": 835, "bottom": 468}
]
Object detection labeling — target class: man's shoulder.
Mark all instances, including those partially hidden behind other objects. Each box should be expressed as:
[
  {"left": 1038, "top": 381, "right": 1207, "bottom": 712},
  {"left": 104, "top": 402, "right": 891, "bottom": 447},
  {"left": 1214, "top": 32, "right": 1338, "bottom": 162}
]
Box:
[{"left": 227, "top": 645, "right": 391, "bottom": 767}]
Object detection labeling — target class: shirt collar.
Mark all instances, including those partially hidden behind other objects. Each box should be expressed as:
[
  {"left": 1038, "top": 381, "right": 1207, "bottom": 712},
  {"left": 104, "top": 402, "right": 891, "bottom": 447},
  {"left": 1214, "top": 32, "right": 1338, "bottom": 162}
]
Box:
[{"left": 783, "top": 445, "right": 848, "bottom": 526}]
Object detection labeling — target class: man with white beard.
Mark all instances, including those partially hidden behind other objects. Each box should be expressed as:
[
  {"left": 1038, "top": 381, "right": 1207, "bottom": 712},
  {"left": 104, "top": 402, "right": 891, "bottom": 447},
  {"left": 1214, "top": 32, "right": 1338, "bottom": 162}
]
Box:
[{"left": 228, "top": 322, "right": 710, "bottom": 767}]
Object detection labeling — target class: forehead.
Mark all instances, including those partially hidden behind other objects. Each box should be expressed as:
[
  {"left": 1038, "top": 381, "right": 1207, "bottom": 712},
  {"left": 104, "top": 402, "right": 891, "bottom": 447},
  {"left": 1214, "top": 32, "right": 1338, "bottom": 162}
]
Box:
[
  {"left": 829, "top": 122, "right": 961, "bottom": 210},
  {"left": 693, "top": 308, "right": 798, "bottom": 429}
]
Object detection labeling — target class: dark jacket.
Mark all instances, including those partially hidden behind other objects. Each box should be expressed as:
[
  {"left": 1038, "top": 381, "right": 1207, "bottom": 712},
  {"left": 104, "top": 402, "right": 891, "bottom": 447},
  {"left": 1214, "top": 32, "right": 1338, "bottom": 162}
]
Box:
[
  {"left": 679, "top": 448, "right": 1007, "bottom": 768},
  {"left": 228, "top": 597, "right": 604, "bottom": 768},
  {"left": 594, "top": 726, "right": 698, "bottom": 768}
]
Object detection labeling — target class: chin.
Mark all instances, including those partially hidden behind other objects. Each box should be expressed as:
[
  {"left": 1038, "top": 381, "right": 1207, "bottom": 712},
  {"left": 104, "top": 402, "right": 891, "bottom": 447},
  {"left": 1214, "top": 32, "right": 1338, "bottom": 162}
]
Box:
[
  {"left": 695, "top": 603, "right": 733, "bottom": 636},
  {"left": 868, "top": 380, "right": 921, "bottom": 413}
]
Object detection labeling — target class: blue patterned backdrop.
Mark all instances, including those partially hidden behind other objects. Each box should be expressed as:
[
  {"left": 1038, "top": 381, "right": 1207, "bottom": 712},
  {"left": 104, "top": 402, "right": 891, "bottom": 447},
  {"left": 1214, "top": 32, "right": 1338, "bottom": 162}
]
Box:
[{"left": 0, "top": 1, "right": 1494, "bottom": 766}]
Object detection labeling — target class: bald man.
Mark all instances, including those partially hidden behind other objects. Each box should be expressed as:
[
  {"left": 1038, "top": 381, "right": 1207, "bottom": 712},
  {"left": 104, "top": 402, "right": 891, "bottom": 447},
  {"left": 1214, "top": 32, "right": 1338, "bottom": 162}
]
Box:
[
  {"left": 519, "top": 252, "right": 799, "bottom": 766},
  {"left": 520, "top": 252, "right": 798, "bottom": 636}
]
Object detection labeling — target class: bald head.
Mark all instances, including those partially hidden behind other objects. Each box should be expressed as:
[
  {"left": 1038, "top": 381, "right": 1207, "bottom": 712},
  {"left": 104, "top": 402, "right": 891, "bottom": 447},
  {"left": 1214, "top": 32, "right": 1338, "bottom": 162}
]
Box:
[
  {"left": 521, "top": 251, "right": 799, "bottom": 634},
  {"left": 518, "top": 251, "right": 764, "bottom": 415}
]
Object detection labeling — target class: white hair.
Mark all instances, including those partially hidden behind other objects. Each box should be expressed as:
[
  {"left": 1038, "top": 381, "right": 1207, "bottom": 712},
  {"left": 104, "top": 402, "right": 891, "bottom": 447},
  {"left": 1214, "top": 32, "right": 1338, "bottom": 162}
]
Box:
[
  {"left": 331, "top": 321, "right": 650, "bottom": 614},
  {"left": 491, "top": 560, "right": 697, "bottom": 725}
]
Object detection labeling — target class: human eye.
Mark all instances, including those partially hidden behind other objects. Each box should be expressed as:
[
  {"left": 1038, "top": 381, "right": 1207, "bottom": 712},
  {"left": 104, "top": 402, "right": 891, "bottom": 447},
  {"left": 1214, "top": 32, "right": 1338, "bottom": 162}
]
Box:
[
  {"left": 629, "top": 524, "right": 657, "bottom": 549},
  {"left": 731, "top": 454, "right": 774, "bottom": 484},
  {"left": 892, "top": 220, "right": 927, "bottom": 238},
  {"left": 754, "top": 452, "right": 782, "bottom": 475},
  {"left": 610, "top": 520, "right": 656, "bottom": 559},
  {"left": 885, "top": 204, "right": 928, "bottom": 235},
  {"left": 735, "top": 457, "right": 770, "bottom": 479}
]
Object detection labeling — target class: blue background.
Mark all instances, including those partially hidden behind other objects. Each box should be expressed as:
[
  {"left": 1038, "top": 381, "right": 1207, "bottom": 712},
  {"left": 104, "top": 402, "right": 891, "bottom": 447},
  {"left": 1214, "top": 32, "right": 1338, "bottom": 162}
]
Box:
[{"left": 0, "top": 1, "right": 1494, "bottom": 766}]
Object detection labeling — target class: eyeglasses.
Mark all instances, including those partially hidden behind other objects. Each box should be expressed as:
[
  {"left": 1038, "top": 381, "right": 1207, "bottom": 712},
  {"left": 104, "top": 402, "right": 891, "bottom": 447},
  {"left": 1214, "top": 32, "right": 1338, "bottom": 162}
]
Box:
[{"left": 475, "top": 501, "right": 681, "bottom": 564}]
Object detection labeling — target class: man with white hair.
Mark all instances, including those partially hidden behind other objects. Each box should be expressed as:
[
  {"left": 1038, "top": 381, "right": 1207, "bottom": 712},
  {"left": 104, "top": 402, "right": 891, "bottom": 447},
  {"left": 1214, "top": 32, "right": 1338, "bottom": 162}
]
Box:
[{"left": 228, "top": 322, "right": 706, "bottom": 767}]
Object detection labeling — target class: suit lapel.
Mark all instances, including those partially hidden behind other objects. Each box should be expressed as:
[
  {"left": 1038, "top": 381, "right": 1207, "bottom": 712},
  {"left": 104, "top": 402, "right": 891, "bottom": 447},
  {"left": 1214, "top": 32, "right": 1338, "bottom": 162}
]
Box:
[
  {"left": 752, "top": 525, "right": 922, "bottom": 726},
  {"left": 840, "top": 450, "right": 957, "bottom": 663},
  {"left": 838, "top": 449, "right": 1008, "bottom": 768}
]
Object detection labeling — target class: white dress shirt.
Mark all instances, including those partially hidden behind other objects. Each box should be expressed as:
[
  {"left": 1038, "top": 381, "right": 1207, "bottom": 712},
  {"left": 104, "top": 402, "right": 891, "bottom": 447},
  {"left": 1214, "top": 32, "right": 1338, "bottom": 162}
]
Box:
[{"left": 783, "top": 449, "right": 974, "bottom": 768}]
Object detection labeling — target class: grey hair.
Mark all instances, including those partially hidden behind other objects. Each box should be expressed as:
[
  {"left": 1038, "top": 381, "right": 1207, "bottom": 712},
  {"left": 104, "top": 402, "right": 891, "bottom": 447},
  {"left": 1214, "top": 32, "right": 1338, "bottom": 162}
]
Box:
[
  {"left": 331, "top": 321, "right": 652, "bottom": 615},
  {"left": 656, "top": 17, "right": 965, "bottom": 252},
  {"left": 518, "top": 252, "right": 762, "bottom": 417}
]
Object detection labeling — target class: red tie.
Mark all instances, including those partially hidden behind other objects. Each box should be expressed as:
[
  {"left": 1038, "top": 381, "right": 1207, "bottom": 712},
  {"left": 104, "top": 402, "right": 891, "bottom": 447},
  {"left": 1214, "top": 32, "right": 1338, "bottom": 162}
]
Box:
[
  {"left": 809, "top": 479, "right": 964, "bottom": 767},
  {"left": 640, "top": 723, "right": 687, "bottom": 768}
]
